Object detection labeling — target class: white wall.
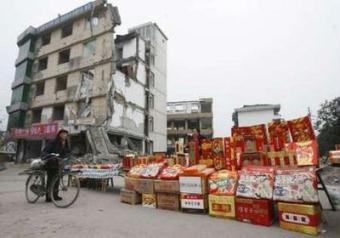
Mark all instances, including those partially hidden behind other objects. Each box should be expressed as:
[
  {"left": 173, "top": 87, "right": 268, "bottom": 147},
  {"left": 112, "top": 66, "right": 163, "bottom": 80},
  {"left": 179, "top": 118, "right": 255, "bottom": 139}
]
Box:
[
  {"left": 238, "top": 109, "right": 275, "bottom": 126},
  {"left": 122, "top": 38, "right": 137, "bottom": 59},
  {"left": 112, "top": 71, "right": 145, "bottom": 109}
]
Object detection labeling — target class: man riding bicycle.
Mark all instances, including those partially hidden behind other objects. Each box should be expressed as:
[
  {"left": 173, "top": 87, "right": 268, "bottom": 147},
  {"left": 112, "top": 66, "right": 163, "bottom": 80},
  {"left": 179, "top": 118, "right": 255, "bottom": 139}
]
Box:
[{"left": 42, "top": 129, "right": 70, "bottom": 202}]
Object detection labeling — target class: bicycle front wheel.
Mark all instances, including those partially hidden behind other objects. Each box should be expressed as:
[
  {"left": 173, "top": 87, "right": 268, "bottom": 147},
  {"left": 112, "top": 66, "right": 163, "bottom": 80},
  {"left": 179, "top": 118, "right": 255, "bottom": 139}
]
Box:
[
  {"left": 25, "top": 172, "right": 45, "bottom": 203},
  {"left": 50, "top": 173, "right": 80, "bottom": 208}
]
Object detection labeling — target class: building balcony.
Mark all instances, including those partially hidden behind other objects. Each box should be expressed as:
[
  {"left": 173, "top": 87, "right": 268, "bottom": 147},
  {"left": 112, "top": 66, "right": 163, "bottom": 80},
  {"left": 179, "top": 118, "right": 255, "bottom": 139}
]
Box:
[{"left": 167, "top": 112, "right": 213, "bottom": 120}]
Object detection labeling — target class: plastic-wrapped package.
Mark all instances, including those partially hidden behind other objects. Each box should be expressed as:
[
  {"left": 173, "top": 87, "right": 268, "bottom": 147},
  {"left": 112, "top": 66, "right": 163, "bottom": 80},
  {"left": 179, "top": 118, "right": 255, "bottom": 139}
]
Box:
[
  {"left": 140, "top": 163, "right": 166, "bottom": 179},
  {"left": 208, "top": 170, "right": 238, "bottom": 195},
  {"left": 127, "top": 164, "right": 147, "bottom": 178},
  {"left": 236, "top": 166, "right": 274, "bottom": 199},
  {"left": 159, "top": 164, "right": 184, "bottom": 180},
  {"left": 274, "top": 167, "right": 319, "bottom": 203}
]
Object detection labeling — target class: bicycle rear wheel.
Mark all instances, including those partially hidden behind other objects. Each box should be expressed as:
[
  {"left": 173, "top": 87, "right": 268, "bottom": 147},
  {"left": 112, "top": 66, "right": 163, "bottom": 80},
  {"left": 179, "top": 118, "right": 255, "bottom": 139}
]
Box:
[
  {"left": 50, "top": 173, "right": 80, "bottom": 208},
  {"left": 25, "top": 172, "right": 45, "bottom": 203}
]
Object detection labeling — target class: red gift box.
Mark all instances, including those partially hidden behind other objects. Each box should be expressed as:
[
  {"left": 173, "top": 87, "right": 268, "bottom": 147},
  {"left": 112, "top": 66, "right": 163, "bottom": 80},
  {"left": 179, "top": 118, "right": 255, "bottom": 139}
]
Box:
[
  {"left": 266, "top": 151, "right": 297, "bottom": 167},
  {"left": 239, "top": 152, "right": 268, "bottom": 169},
  {"left": 285, "top": 140, "right": 318, "bottom": 166},
  {"left": 288, "top": 116, "right": 316, "bottom": 142},
  {"left": 268, "top": 120, "right": 291, "bottom": 151},
  {"left": 236, "top": 197, "right": 274, "bottom": 226}
]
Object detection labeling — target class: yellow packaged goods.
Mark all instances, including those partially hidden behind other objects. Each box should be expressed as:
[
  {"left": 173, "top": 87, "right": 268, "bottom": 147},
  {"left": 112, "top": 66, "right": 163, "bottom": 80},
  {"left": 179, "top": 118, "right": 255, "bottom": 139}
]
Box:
[
  {"left": 208, "top": 195, "right": 235, "bottom": 218},
  {"left": 124, "top": 176, "right": 138, "bottom": 191},
  {"left": 157, "top": 193, "right": 180, "bottom": 211},
  {"left": 120, "top": 189, "right": 142, "bottom": 205},
  {"left": 142, "top": 193, "right": 157, "bottom": 208},
  {"left": 154, "top": 180, "right": 180, "bottom": 194},
  {"left": 136, "top": 179, "right": 155, "bottom": 194},
  {"left": 208, "top": 170, "right": 238, "bottom": 195},
  {"left": 278, "top": 203, "right": 321, "bottom": 236}
]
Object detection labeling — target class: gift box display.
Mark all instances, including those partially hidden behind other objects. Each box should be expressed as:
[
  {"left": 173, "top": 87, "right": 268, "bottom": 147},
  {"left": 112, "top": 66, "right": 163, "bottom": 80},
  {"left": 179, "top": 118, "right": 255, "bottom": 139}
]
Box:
[
  {"left": 278, "top": 202, "right": 321, "bottom": 236},
  {"left": 268, "top": 120, "right": 290, "bottom": 151},
  {"left": 288, "top": 116, "right": 316, "bottom": 142},
  {"left": 209, "top": 194, "right": 236, "bottom": 218},
  {"left": 236, "top": 166, "right": 274, "bottom": 200},
  {"left": 273, "top": 167, "right": 319, "bottom": 203},
  {"left": 208, "top": 170, "right": 238, "bottom": 195},
  {"left": 285, "top": 140, "right": 318, "bottom": 166},
  {"left": 235, "top": 197, "right": 274, "bottom": 226}
]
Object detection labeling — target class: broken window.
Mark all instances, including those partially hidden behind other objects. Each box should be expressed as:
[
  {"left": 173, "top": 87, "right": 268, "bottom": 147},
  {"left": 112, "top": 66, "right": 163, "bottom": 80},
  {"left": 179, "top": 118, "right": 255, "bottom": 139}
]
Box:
[
  {"left": 85, "top": 17, "right": 99, "bottom": 29},
  {"left": 120, "top": 65, "right": 134, "bottom": 78},
  {"left": 201, "top": 102, "right": 212, "bottom": 113},
  {"left": 174, "top": 120, "right": 185, "bottom": 130},
  {"left": 56, "top": 75, "right": 67, "bottom": 92},
  {"left": 201, "top": 118, "right": 213, "bottom": 130},
  {"left": 32, "top": 109, "right": 42, "bottom": 123},
  {"left": 150, "top": 54, "right": 155, "bottom": 66},
  {"left": 61, "top": 24, "right": 73, "bottom": 38},
  {"left": 38, "top": 57, "right": 48, "bottom": 71},
  {"left": 78, "top": 100, "right": 91, "bottom": 118},
  {"left": 58, "top": 49, "right": 70, "bottom": 64},
  {"left": 116, "top": 47, "right": 123, "bottom": 60},
  {"left": 148, "top": 71, "right": 155, "bottom": 88},
  {"left": 83, "top": 40, "right": 96, "bottom": 57},
  {"left": 35, "top": 82, "right": 45, "bottom": 96},
  {"left": 188, "top": 120, "right": 199, "bottom": 130},
  {"left": 149, "top": 116, "right": 154, "bottom": 132},
  {"left": 41, "top": 33, "right": 51, "bottom": 46},
  {"left": 52, "top": 105, "right": 65, "bottom": 121},
  {"left": 148, "top": 94, "right": 154, "bottom": 109}
]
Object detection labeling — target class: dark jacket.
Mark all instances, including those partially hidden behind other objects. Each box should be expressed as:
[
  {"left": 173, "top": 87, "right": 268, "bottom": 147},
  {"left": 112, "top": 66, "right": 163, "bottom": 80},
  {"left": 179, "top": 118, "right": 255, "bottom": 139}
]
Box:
[{"left": 42, "top": 139, "right": 70, "bottom": 159}]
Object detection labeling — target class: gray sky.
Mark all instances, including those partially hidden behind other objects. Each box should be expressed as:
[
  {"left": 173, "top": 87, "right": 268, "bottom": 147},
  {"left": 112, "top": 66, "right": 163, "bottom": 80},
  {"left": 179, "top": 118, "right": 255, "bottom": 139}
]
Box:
[{"left": 0, "top": 0, "right": 339, "bottom": 136}]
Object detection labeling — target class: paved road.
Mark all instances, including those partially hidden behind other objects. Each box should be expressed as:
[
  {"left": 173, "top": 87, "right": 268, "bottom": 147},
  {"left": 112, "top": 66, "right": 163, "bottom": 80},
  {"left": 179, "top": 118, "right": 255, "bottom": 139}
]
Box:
[{"left": 0, "top": 163, "right": 338, "bottom": 238}]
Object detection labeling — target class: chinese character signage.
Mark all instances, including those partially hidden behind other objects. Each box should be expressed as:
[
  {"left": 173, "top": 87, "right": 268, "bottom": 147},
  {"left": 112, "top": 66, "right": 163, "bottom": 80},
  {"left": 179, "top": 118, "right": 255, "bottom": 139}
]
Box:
[{"left": 11, "top": 123, "right": 59, "bottom": 139}]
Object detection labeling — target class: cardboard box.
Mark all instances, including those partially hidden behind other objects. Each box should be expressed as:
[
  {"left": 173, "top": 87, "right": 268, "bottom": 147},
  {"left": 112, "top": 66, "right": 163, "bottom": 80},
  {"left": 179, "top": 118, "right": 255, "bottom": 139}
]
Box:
[
  {"left": 142, "top": 193, "right": 157, "bottom": 208},
  {"left": 209, "top": 195, "right": 235, "bottom": 218},
  {"left": 181, "top": 193, "right": 208, "bottom": 211},
  {"left": 136, "top": 179, "right": 154, "bottom": 194},
  {"left": 154, "top": 180, "right": 180, "bottom": 193},
  {"left": 120, "top": 188, "right": 141, "bottom": 205},
  {"left": 124, "top": 177, "right": 139, "bottom": 191},
  {"left": 236, "top": 197, "right": 274, "bottom": 226},
  {"left": 157, "top": 193, "right": 180, "bottom": 211},
  {"left": 278, "top": 202, "right": 321, "bottom": 236},
  {"left": 179, "top": 176, "right": 207, "bottom": 194}
]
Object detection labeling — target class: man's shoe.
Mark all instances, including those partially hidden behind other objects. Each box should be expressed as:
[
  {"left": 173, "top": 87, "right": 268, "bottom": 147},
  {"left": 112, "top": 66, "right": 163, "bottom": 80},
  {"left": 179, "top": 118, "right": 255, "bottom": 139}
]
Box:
[{"left": 45, "top": 198, "right": 52, "bottom": 202}]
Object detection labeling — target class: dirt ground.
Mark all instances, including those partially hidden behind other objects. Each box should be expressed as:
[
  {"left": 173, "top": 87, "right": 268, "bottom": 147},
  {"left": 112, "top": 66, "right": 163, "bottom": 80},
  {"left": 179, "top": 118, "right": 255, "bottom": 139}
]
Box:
[{"left": 0, "top": 163, "right": 339, "bottom": 238}]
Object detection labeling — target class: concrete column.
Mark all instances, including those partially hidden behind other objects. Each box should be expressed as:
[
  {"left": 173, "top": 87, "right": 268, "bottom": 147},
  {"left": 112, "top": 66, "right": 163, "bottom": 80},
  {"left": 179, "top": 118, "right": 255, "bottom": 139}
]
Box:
[{"left": 185, "top": 120, "right": 188, "bottom": 130}]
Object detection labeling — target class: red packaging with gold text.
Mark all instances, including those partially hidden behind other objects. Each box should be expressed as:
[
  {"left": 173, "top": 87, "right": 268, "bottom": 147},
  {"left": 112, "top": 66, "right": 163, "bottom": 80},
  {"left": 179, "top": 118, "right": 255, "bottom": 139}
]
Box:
[
  {"left": 201, "top": 139, "right": 212, "bottom": 159},
  {"left": 266, "top": 151, "right": 297, "bottom": 167},
  {"left": 188, "top": 140, "right": 200, "bottom": 165},
  {"left": 288, "top": 116, "right": 316, "bottom": 142},
  {"left": 268, "top": 120, "right": 291, "bottom": 151},
  {"left": 278, "top": 202, "right": 321, "bottom": 236},
  {"left": 235, "top": 197, "right": 274, "bottom": 226}
]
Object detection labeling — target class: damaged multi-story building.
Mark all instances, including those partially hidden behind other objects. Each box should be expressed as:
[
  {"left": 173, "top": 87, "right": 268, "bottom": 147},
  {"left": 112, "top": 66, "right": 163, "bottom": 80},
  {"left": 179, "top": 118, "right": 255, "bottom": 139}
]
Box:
[
  {"left": 167, "top": 98, "right": 213, "bottom": 153},
  {"left": 6, "top": 0, "right": 167, "bottom": 161}
]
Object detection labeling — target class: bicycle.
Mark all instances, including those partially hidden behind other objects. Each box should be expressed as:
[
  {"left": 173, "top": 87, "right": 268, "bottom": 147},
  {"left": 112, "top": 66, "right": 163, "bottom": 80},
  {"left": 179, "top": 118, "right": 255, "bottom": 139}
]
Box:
[{"left": 22, "top": 153, "right": 80, "bottom": 208}]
